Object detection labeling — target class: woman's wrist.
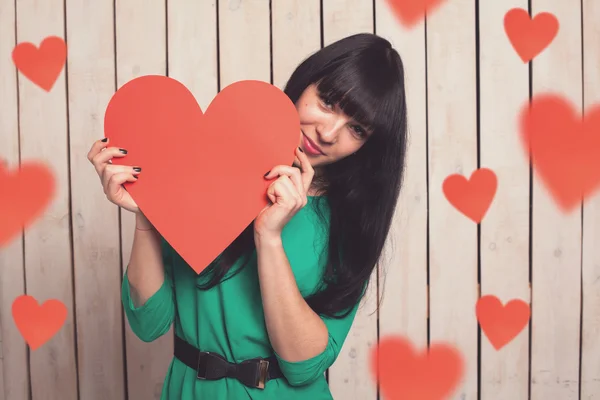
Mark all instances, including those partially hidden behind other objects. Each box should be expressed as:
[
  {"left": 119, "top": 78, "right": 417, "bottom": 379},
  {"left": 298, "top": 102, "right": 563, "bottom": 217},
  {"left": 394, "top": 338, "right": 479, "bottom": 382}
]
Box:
[{"left": 135, "top": 212, "right": 154, "bottom": 231}]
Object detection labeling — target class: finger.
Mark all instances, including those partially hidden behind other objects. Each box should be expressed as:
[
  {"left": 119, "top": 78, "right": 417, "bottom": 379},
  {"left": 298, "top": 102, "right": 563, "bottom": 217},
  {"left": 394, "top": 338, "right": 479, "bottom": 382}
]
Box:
[
  {"left": 91, "top": 147, "right": 129, "bottom": 173},
  {"left": 272, "top": 175, "right": 303, "bottom": 207},
  {"left": 102, "top": 165, "right": 141, "bottom": 192},
  {"left": 106, "top": 172, "right": 138, "bottom": 197},
  {"left": 264, "top": 165, "right": 305, "bottom": 200},
  {"left": 295, "top": 147, "right": 315, "bottom": 192},
  {"left": 87, "top": 138, "right": 109, "bottom": 162}
]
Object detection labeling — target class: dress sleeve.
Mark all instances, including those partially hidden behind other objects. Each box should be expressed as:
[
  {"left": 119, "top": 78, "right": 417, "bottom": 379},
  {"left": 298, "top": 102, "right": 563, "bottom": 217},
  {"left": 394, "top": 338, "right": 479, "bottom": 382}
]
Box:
[
  {"left": 121, "top": 235, "right": 176, "bottom": 342},
  {"left": 273, "top": 291, "right": 364, "bottom": 386}
]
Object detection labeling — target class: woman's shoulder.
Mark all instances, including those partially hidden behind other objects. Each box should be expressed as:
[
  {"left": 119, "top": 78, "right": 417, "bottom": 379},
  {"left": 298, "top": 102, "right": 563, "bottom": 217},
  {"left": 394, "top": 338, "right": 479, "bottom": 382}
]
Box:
[{"left": 281, "top": 195, "right": 331, "bottom": 249}]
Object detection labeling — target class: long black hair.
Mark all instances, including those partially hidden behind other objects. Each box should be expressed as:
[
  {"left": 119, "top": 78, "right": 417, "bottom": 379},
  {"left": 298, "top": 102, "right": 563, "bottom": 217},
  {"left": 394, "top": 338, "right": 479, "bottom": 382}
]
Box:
[{"left": 197, "top": 33, "right": 408, "bottom": 319}]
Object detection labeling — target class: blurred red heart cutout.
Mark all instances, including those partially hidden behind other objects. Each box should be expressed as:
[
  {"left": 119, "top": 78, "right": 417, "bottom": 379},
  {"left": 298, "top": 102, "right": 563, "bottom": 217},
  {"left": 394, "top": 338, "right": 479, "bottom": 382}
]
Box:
[
  {"left": 105, "top": 76, "right": 299, "bottom": 274},
  {"left": 12, "top": 295, "right": 67, "bottom": 351},
  {"left": 519, "top": 94, "right": 600, "bottom": 212},
  {"left": 386, "top": 0, "right": 447, "bottom": 28},
  {"left": 371, "top": 335, "right": 464, "bottom": 400},
  {"left": 504, "top": 8, "right": 558, "bottom": 63},
  {"left": 443, "top": 168, "right": 497, "bottom": 223},
  {"left": 12, "top": 36, "right": 67, "bottom": 91},
  {"left": 0, "top": 161, "right": 55, "bottom": 247},
  {"left": 476, "top": 295, "right": 530, "bottom": 350}
]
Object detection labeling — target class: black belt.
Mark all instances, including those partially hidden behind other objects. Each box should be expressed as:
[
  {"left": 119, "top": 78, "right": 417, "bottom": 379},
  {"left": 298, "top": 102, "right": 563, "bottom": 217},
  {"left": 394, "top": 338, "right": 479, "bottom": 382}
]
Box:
[{"left": 174, "top": 335, "right": 284, "bottom": 390}]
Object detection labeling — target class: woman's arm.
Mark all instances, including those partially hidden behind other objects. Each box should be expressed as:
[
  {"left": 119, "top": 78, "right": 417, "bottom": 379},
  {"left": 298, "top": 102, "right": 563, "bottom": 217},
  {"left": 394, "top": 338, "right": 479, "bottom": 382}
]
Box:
[
  {"left": 126, "top": 213, "right": 167, "bottom": 307},
  {"left": 255, "top": 234, "right": 329, "bottom": 362}
]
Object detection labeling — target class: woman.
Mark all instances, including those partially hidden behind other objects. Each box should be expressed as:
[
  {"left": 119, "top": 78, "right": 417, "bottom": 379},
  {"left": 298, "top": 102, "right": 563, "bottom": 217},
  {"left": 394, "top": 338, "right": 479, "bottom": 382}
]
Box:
[{"left": 88, "top": 33, "right": 407, "bottom": 399}]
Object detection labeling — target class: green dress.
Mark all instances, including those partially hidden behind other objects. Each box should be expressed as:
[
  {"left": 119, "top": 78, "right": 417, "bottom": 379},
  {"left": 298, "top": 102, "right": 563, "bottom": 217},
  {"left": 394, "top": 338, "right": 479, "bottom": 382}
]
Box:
[{"left": 121, "top": 196, "right": 361, "bottom": 399}]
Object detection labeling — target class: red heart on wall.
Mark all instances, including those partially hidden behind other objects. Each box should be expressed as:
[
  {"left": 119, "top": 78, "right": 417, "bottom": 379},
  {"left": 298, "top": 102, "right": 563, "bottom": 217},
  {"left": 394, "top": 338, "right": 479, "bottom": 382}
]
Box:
[
  {"left": 0, "top": 161, "right": 55, "bottom": 247},
  {"left": 476, "top": 295, "right": 530, "bottom": 350},
  {"left": 12, "top": 295, "right": 67, "bottom": 351},
  {"left": 519, "top": 94, "right": 600, "bottom": 212},
  {"left": 504, "top": 8, "right": 558, "bottom": 63},
  {"left": 386, "top": 0, "right": 447, "bottom": 28},
  {"left": 371, "top": 335, "right": 464, "bottom": 400},
  {"left": 12, "top": 36, "right": 67, "bottom": 91},
  {"left": 442, "top": 168, "right": 497, "bottom": 223},
  {"left": 105, "top": 76, "right": 299, "bottom": 274}
]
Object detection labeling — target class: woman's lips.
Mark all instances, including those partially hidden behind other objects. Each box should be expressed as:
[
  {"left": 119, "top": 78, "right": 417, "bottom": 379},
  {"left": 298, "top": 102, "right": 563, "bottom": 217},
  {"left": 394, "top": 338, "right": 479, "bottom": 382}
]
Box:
[{"left": 302, "top": 134, "right": 324, "bottom": 156}]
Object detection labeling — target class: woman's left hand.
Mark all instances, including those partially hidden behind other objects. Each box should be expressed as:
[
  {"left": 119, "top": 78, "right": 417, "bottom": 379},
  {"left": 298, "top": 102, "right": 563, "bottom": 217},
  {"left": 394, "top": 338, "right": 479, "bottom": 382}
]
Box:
[{"left": 254, "top": 147, "right": 315, "bottom": 241}]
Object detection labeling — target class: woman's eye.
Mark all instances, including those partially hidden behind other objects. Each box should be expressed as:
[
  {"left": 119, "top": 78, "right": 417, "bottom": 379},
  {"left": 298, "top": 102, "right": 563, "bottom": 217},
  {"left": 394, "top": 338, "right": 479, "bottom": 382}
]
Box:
[
  {"left": 320, "top": 97, "right": 334, "bottom": 109},
  {"left": 351, "top": 125, "right": 366, "bottom": 138}
]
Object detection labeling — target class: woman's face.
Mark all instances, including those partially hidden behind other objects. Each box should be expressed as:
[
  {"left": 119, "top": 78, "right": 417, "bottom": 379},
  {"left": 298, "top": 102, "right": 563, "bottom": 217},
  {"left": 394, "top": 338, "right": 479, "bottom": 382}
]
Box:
[{"left": 293, "top": 84, "right": 371, "bottom": 169}]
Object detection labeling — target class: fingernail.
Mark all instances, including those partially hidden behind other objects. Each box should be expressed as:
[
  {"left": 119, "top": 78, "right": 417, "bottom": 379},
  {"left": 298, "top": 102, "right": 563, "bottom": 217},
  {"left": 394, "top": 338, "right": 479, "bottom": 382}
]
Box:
[
  {"left": 264, "top": 171, "right": 270, "bottom": 177},
  {"left": 298, "top": 147, "right": 304, "bottom": 153},
  {"left": 133, "top": 167, "right": 142, "bottom": 172},
  {"left": 119, "top": 148, "right": 128, "bottom": 154},
  {"left": 101, "top": 138, "right": 108, "bottom": 143}
]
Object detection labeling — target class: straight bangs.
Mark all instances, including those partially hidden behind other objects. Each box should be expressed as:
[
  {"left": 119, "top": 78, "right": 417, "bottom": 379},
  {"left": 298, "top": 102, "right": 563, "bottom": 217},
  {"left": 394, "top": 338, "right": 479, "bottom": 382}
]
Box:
[{"left": 314, "top": 50, "right": 404, "bottom": 138}]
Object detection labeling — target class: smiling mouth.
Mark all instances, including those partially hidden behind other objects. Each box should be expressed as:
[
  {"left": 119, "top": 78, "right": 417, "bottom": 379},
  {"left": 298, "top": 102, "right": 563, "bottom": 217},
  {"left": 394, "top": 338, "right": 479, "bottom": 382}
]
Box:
[{"left": 302, "top": 133, "right": 325, "bottom": 156}]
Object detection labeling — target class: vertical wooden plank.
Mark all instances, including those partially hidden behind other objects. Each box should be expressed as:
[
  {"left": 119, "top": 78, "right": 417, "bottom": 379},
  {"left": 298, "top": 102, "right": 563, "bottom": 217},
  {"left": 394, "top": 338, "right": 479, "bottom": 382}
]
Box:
[
  {"left": 65, "top": 0, "right": 125, "bottom": 399},
  {"left": 271, "top": 0, "right": 321, "bottom": 90},
  {"left": 15, "top": 0, "right": 78, "bottom": 399},
  {"left": 581, "top": 0, "right": 600, "bottom": 397},
  {"left": 115, "top": 1, "right": 170, "bottom": 399},
  {"left": 530, "top": 1, "right": 582, "bottom": 399},
  {"left": 0, "top": 0, "right": 29, "bottom": 398},
  {"left": 426, "top": 0, "right": 478, "bottom": 399},
  {"left": 375, "top": 0, "right": 429, "bottom": 353},
  {"left": 322, "top": 2, "right": 376, "bottom": 399},
  {"left": 218, "top": 0, "right": 270, "bottom": 88},
  {"left": 168, "top": 0, "right": 218, "bottom": 111},
  {"left": 479, "top": 1, "right": 531, "bottom": 399}
]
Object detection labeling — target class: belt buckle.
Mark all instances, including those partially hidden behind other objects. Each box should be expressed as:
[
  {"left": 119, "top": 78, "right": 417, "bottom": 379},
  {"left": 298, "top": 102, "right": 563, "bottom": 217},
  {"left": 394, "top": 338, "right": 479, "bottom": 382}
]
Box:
[
  {"left": 255, "top": 359, "right": 270, "bottom": 389},
  {"left": 196, "top": 351, "right": 211, "bottom": 380}
]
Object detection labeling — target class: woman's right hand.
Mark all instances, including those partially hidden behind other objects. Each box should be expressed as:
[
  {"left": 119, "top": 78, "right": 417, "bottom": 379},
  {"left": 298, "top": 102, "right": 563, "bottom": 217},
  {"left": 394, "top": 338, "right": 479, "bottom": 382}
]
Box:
[{"left": 87, "top": 138, "right": 142, "bottom": 214}]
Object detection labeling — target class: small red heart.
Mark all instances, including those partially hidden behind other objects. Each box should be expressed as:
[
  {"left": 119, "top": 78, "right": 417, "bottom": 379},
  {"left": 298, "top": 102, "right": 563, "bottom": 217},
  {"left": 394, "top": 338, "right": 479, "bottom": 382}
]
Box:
[
  {"left": 519, "top": 94, "right": 600, "bottom": 212},
  {"left": 476, "top": 295, "right": 530, "bottom": 351},
  {"left": 12, "top": 295, "right": 67, "bottom": 351},
  {"left": 386, "top": 0, "right": 447, "bottom": 28},
  {"left": 371, "top": 335, "right": 464, "bottom": 400},
  {"left": 12, "top": 36, "right": 67, "bottom": 91},
  {"left": 442, "top": 168, "right": 497, "bottom": 223},
  {"left": 0, "top": 161, "right": 55, "bottom": 247},
  {"left": 105, "top": 76, "right": 299, "bottom": 274},
  {"left": 504, "top": 8, "right": 559, "bottom": 63}
]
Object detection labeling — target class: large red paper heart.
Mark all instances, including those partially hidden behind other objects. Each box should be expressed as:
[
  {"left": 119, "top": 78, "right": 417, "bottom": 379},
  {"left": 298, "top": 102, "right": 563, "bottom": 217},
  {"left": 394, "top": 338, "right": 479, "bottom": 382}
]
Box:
[
  {"left": 12, "top": 295, "right": 67, "bottom": 351},
  {"left": 442, "top": 168, "right": 497, "bottom": 223},
  {"left": 504, "top": 8, "right": 559, "bottom": 63},
  {"left": 476, "top": 295, "right": 530, "bottom": 351},
  {"left": 12, "top": 36, "right": 67, "bottom": 92},
  {"left": 371, "top": 335, "right": 464, "bottom": 400},
  {"left": 105, "top": 76, "right": 299, "bottom": 274},
  {"left": 519, "top": 94, "right": 600, "bottom": 212},
  {"left": 0, "top": 161, "right": 55, "bottom": 247}
]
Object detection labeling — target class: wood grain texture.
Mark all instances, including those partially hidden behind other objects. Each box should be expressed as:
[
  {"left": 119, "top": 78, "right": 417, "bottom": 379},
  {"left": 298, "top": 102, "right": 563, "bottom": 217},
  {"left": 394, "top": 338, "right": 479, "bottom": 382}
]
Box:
[
  {"left": 426, "top": 0, "right": 479, "bottom": 398},
  {"left": 15, "top": 0, "right": 78, "bottom": 398},
  {"left": 65, "top": 0, "right": 125, "bottom": 398},
  {"left": 168, "top": 0, "right": 218, "bottom": 111},
  {"left": 478, "top": 1, "right": 531, "bottom": 399},
  {"left": 218, "top": 0, "right": 270, "bottom": 88},
  {"left": 0, "top": 0, "right": 29, "bottom": 398},
  {"left": 579, "top": 0, "right": 600, "bottom": 398},
  {"left": 271, "top": 0, "right": 321, "bottom": 90},
  {"left": 530, "top": 1, "right": 582, "bottom": 399}
]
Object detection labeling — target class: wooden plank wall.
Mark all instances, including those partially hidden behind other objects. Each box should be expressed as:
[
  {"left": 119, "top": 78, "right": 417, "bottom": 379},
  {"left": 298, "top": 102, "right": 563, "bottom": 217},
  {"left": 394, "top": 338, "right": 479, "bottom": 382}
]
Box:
[{"left": 1, "top": 0, "right": 599, "bottom": 399}]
